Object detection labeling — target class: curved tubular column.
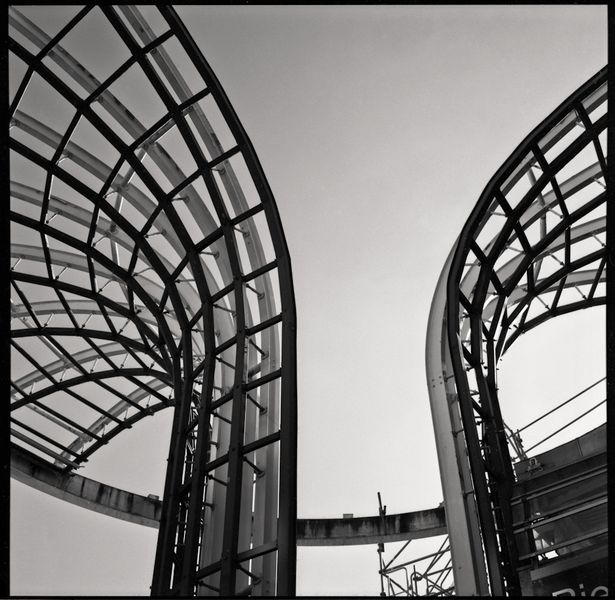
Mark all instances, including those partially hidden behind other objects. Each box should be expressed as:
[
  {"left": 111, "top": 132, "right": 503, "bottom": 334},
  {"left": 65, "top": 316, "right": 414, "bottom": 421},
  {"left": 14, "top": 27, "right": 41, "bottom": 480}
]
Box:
[
  {"left": 426, "top": 246, "right": 490, "bottom": 596},
  {"left": 9, "top": 6, "right": 296, "bottom": 597},
  {"left": 428, "top": 67, "right": 606, "bottom": 595}
]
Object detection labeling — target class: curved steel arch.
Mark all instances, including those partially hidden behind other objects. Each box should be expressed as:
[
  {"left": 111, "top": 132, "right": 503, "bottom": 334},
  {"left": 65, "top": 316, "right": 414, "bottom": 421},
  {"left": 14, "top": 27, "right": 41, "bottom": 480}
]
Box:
[
  {"left": 9, "top": 5, "right": 296, "bottom": 597},
  {"left": 427, "top": 68, "right": 606, "bottom": 595}
]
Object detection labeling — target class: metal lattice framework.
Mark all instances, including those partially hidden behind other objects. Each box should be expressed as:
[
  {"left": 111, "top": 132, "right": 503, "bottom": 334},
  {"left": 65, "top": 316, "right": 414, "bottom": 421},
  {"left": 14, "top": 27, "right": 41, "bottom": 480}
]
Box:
[
  {"left": 9, "top": 5, "right": 296, "bottom": 596},
  {"left": 427, "top": 67, "right": 606, "bottom": 596},
  {"left": 378, "top": 536, "right": 454, "bottom": 597}
]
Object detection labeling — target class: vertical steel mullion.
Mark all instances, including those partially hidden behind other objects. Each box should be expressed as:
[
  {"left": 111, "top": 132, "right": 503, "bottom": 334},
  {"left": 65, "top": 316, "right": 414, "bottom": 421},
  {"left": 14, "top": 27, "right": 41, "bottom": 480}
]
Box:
[
  {"left": 219, "top": 281, "right": 247, "bottom": 595},
  {"left": 484, "top": 338, "right": 513, "bottom": 486},
  {"left": 169, "top": 334, "right": 196, "bottom": 592},
  {"left": 249, "top": 307, "right": 280, "bottom": 596},
  {"left": 276, "top": 258, "right": 297, "bottom": 596},
  {"left": 178, "top": 310, "right": 215, "bottom": 594},
  {"left": 483, "top": 336, "right": 520, "bottom": 595},
  {"left": 454, "top": 362, "right": 505, "bottom": 595},
  {"left": 448, "top": 268, "right": 505, "bottom": 595},
  {"left": 238, "top": 323, "right": 259, "bottom": 571},
  {"left": 151, "top": 350, "right": 188, "bottom": 595}
]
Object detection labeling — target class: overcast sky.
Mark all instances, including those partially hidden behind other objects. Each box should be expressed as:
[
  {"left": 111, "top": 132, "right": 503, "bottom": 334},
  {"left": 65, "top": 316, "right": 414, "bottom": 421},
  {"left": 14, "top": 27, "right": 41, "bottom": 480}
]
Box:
[{"left": 10, "top": 5, "right": 607, "bottom": 596}]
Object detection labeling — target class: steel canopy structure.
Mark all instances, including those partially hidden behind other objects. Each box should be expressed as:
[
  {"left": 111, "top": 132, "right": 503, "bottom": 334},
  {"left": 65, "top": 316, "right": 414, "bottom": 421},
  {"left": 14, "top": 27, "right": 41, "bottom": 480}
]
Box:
[
  {"left": 9, "top": 5, "right": 607, "bottom": 599},
  {"left": 9, "top": 5, "right": 296, "bottom": 596},
  {"left": 426, "top": 67, "right": 607, "bottom": 595}
]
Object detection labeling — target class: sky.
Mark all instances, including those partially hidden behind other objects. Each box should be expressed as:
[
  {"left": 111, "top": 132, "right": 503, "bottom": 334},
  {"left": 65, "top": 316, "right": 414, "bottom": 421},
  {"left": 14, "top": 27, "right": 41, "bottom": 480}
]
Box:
[{"left": 10, "top": 5, "right": 607, "bottom": 596}]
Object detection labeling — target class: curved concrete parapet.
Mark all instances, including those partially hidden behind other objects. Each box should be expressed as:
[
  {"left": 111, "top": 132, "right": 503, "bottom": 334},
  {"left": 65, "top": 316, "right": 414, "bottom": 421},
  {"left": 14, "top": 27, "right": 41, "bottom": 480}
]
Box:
[
  {"left": 11, "top": 445, "right": 162, "bottom": 528},
  {"left": 13, "top": 445, "right": 446, "bottom": 545},
  {"left": 297, "top": 509, "right": 446, "bottom": 546}
]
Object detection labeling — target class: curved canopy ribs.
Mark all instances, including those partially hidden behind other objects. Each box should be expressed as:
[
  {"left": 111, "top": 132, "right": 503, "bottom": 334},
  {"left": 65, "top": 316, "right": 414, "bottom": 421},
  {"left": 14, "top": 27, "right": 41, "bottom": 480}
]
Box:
[
  {"left": 9, "top": 5, "right": 297, "bottom": 597},
  {"left": 427, "top": 68, "right": 606, "bottom": 596},
  {"left": 10, "top": 5, "right": 606, "bottom": 599}
]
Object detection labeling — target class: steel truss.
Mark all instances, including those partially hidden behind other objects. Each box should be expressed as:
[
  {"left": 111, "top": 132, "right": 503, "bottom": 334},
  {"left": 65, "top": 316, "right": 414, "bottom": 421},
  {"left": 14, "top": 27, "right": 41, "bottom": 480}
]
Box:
[
  {"left": 9, "top": 6, "right": 297, "bottom": 596},
  {"left": 427, "top": 68, "right": 607, "bottom": 595}
]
